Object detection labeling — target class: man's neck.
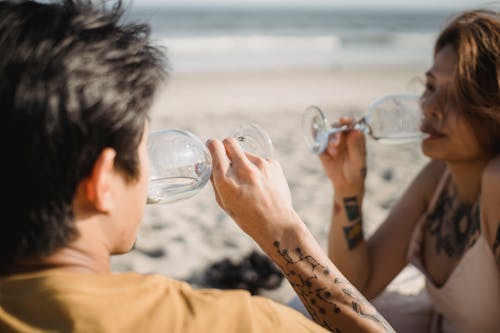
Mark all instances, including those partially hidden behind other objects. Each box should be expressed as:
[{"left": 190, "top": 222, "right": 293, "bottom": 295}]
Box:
[{"left": 7, "top": 221, "right": 114, "bottom": 275}]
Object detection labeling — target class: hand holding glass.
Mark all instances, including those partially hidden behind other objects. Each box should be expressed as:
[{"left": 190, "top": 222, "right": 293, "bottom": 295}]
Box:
[
  {"left": 302, "top": 93, "right": 424, "bottom": 154},
  {"left": 147, "top": 123, "right": 273, "bottom": 205}
]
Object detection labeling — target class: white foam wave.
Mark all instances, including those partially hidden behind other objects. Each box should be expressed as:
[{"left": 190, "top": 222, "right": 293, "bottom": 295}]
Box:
[
  {"left": 156, "top": 35, "right": 341, "bottom": 54},
  {"left": 153, "top": 33, "right": 436, "bottom": 72}
]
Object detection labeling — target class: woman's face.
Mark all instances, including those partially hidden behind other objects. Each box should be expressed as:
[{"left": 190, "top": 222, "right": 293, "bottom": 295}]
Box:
[{"left": 420, "top": 44, "right": 486, "bottom": 162}]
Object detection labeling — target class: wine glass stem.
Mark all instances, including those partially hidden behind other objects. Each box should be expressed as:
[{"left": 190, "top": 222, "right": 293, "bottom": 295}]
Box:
[
  {"left": 325, "top": 124, "right": 352, "bottom": 137},
  {"left": 325, "top": 118, "right": 367, "bottom": 137}
]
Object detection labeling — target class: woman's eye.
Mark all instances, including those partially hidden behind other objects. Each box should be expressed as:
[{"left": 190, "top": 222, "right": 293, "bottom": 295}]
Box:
[{"left": 425, "top": 83, "right": 435, "bottom": 92}]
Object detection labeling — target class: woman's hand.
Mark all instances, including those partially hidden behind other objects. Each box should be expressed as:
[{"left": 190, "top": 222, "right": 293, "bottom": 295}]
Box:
[
  {"left": 319, "top": 116, "right": 367, "bottom": 191},
  {"left": 206, "top": 138, "right": 300, "bottom": 245}
]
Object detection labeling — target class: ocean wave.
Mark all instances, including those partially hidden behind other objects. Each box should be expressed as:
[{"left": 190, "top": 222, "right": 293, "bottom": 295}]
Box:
[
  {"left": 154, "top": 33, "right": 435, "bottom": 72},
  {"left": 156, "top": 35, "right": 342, "bottom": 54}
]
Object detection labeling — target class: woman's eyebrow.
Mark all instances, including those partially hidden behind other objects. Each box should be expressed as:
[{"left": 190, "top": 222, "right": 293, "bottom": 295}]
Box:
[{"left": 425, "top": 70, "right": 435, "bottom": 79}]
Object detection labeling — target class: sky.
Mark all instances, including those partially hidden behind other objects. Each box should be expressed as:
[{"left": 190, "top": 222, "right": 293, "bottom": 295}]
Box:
[{"left": 132, "top": 0, "right": 497, "bottom": 9}]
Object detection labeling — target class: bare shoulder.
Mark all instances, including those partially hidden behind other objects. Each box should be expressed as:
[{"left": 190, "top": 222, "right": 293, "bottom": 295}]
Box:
[
  {"left": 407, "top": 159, "right": 446, "bottom": 204},
  {"left": 482, "top": 155, "right": 500, "bottom": 182},
  {"left": 387, "top": 159, "right": 446, "bottom": 223},
  {"left": 417, "top": 159, "right": 446, "bottom": 180},
  {"left": 380, "top": 159, "right": 446, "bottom": 235},
  {"left": 480, "top": 155, "right": 500, "bottom": 261}
]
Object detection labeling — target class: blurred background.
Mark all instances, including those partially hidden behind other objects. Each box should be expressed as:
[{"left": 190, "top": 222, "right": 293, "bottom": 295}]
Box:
[
  {"left": 112, "top": 0, "right": 497, "bottom": 303},
  {"left": 124, "top": 0, "right": 489, "bottom": 73}
]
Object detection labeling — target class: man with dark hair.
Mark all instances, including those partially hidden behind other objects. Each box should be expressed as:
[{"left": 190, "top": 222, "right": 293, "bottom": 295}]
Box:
[{"left": 0, "top": 1, "right": 392, "bottom": 332}]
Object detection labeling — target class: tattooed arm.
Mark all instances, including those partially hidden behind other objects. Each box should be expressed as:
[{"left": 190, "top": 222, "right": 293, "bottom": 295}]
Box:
[
  {"left": 317, "top": 119, "right": 371, "bottom": 293},
  {"left": 207, "top": 138, "right": 394, "bottom": 333},
  {"left": 269, "top": 226, "right": 394, "bottom": 333},
  {"left": 480, "top": 155, "right": 500, "bottom": 270},
  {"left": 319, "top": 119, "right": 446, "bottom": 299}
]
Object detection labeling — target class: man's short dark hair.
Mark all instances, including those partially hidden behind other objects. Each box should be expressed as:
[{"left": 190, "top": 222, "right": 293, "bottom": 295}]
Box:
[{"left": 0, "top": 0, "right": 167, "bottom": 267}]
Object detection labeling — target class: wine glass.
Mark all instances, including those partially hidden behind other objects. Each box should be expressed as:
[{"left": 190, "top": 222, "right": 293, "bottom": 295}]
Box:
[
  {"left": 302, "top": 93, "right": 424, "bottom": 154},
  {"left": 146, "top": 122, "right": 273, "bottom": 205}
]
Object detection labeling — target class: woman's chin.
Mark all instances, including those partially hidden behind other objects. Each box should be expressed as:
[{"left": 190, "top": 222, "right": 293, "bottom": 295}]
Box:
[{"left": 421, "top": 140, "right": 444, "bottom": 160}]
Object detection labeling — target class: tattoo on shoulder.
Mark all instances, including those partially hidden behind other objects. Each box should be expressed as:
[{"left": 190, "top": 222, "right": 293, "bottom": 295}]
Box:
[{"left": 273, "top": 241, "right": 393, "bottom": 333}]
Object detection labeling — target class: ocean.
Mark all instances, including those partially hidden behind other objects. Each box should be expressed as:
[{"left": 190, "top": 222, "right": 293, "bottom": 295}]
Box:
[{"left": 126, "top": 6, "right": 464, "bottom": 72}]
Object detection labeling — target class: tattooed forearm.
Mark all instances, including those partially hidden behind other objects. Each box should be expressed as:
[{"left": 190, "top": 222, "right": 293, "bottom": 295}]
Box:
[
  {"left": 272, "top": 241, "right": 339, "bottom": 324},
  {"left": 273, "top": 241, "right": 393, "bottom": 333},
  {"left": 343, "top": 221, "right": 363, "bottom": 249},
  {"left": 342, "top": 288, "right": 393, "bottom": 331},
  {"left": 343, "top": 197, "right": 361, "bottom": 221},
  {"left": 329, "top": 280, "right": 393, "bottom": 332},
  {"left": 342, "top": 196, "right": 364, "bottom": 250}
]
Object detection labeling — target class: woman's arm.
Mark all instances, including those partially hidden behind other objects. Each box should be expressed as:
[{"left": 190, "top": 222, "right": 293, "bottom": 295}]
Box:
[
  {"left": 207, "top": 138, "right": 394, "bottom": 333},
  {"left": 328, "top": 159, "right": 444, "bottom": 299},
  {"left": 360, "top": 159, "right": 444, "bottom": 298},
  {"left": 318, "top": 117, "right": 444, "bottom": 299}
]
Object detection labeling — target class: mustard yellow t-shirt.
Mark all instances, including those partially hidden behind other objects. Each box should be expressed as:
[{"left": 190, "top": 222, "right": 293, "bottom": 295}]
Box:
[{"left": 0, "top": 269, "right": 328, "bottom": 333}]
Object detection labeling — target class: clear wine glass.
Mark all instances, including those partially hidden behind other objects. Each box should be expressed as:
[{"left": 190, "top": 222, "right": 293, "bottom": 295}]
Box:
[
  {"left": 302, "top": 93, "right": 424, "bottom": 154},
  {"left": 146, "top": 122, "right": 273, "bottom": 205}
]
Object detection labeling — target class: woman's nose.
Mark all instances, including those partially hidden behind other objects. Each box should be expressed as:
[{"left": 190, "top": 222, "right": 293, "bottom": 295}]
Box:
[{"left": 421, "top": 94, "right": 443, "bottom": 121}]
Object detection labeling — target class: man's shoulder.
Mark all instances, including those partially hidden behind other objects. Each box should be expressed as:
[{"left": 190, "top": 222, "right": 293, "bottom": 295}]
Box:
[{"left": 1, "top": 270, "right": 326, "bottom": 333}]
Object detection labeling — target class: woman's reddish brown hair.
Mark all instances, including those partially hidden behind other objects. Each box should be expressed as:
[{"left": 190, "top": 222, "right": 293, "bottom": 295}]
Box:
[{"left": 435, "top": 9, "right": 500, "bottom": 154}]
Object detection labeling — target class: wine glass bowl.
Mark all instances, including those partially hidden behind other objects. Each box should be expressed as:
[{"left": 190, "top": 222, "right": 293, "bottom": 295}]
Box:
[
  {"left": 147, "top": 123, "right": 273, "bottom": 205},
  {"left": 302, "top": 93, "right": 424, "bottom": 155},
  {"left": 302, "top": 106, "right": 330, "bottom": 155},
  {"left": 365, "top": 93, "right": 424, "bottom": 144},
  {"left": 147, "top": 129, "right": 212, "bottom": 204},
  {"left": 230, "top": 122, "right": 273, "bottom": 159}
]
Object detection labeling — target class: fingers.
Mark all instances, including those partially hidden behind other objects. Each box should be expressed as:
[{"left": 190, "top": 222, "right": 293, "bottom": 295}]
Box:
[
  {"left": 207, "top": 137, "right": 258, "bottom": 190},
  {"left": 341, "top": 115, "right": 366, "bottom": 157},
  {"left": 338, "top": 116, "right": 354, "bottom": 125},
  {"left": 323, "top": 116, "right": 366, "bottom": 157},
  {"left": 208, "top": 165, "right": 224, "bottom": 208},
  {"left": 206, "top": 138, "right": 231, "bottom": 183},
  {"left": 244, "top": 150, "right": 267, "bottom": 169},
  {"left": 349, "top": 131, "right": 367, "bottom": 166},
  {"left": 222, "top": 137, "right": 248, "bottom": 169},
  {"left": 223, "top": 138, "right": 265, "bottom": 181},
  {"left": 325, "top": 134, "right": 342, "bottom": 157}
]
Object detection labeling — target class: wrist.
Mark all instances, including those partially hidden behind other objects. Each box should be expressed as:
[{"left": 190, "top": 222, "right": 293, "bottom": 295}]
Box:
[
  {"left": 333, "top": 185, "right": 365, "bottom": 198},
  {"left": 258, "top": 213, "right": 310, "bottom": 261}
]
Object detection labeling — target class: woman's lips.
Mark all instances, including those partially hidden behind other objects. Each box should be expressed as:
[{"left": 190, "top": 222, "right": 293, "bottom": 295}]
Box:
[{"left": 420, "top": 123, "right": 445, "bottom": 139}]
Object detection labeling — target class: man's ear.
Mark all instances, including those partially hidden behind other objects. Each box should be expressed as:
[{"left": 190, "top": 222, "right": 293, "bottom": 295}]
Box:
[{"left": 82, "top": 148, "right": 117, "bottom": 213}]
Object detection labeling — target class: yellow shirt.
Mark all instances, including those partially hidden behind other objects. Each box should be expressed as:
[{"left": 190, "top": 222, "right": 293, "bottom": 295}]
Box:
[{"left": 0, "top": 269, "right": 328, "bottom": 333}]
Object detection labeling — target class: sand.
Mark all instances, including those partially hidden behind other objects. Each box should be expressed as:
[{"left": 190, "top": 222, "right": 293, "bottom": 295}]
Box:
[{"left": 110, "top": 64, "right": 431, "bottom": 305}]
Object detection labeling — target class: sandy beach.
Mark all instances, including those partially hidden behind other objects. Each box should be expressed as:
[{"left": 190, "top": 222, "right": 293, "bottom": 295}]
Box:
[{"left": 110, "top": 64, "right": 430, "bottom": 305}]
